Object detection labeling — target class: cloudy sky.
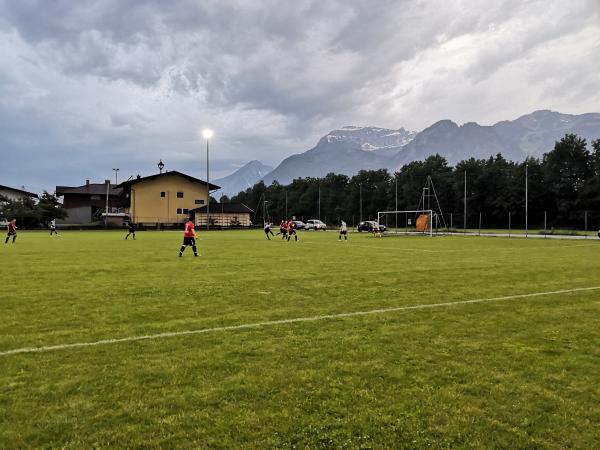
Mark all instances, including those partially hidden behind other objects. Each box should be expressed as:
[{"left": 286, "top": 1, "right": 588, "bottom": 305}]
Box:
[{"left": 1, "top": 0, "right": 599, "bottom": 192}]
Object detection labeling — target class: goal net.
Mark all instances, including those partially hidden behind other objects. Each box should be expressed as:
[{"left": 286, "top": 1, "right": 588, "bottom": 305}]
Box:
[{"left": 377, "top": 210, "right": 437, "bottom": 236}]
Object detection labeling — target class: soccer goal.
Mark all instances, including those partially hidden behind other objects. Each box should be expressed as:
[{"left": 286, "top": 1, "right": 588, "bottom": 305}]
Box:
[{"left": 377, "top": 210, "right": 435, "bottom": 236}]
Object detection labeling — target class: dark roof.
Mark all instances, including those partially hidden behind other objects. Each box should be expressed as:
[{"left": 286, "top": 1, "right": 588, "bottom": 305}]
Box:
[
  {"left": 0, "top": 184, "right": 38, "bottom": 198},
  {"left": 118, "top": 171, "right": 220, "bottom": 190},
  {"left": 56, "top": 183, "right": 122, "bottom": 196},
  {"left": 190, "top": 202, "right": 254, "bottom": 214}
]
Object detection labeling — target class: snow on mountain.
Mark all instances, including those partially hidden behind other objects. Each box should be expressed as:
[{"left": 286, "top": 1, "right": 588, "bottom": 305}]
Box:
[{"left": 322, "top": 126, "right": 417, "bottom": 150}]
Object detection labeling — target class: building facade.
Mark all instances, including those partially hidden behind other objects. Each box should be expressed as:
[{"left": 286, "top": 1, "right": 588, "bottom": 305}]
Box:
[
  {"left": 56, "top": 180, "right": 124, "bottom": 224},
  {"left": 0, "top": 184, "right": 38, "bottom": 202},
  {"left": 192, "top": 202, "right": 254, "bottom": 228},
  {"left": 119, "top": 171, "right": 220, "bottom": 226}
]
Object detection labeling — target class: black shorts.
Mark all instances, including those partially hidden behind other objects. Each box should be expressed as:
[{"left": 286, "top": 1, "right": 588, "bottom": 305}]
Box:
[{"left": 183, "top": 237, "right": 196, "bottom": 246}]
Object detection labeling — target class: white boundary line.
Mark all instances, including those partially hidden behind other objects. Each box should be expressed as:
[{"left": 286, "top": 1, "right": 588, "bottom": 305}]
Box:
[{"left": 2, "top": 286, "right": 599, "bottom": 357}]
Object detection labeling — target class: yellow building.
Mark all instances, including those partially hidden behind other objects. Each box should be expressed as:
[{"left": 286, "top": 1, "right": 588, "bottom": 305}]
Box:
[{"left": 120, "top": 171, "right": 220, "bottom": 226}]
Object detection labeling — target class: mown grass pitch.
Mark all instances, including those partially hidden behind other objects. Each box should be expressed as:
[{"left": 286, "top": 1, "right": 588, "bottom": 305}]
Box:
[{"left": 1, "top": 230, "right": 599, "bottom": 448}]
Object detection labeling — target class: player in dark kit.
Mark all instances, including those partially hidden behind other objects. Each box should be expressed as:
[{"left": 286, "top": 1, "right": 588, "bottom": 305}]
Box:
[
  {"left": 5, "top": 218, "right": 17, "bottom": 244},
  {"left": 125, "top": 222, "right": 136, "bottom": 240},
  {"left": 179, "top": 218, "right": 198, "bottom": 257}
]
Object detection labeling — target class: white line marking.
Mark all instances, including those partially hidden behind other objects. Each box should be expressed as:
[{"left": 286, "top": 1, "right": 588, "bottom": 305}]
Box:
[{"left": 1, "top": 286, "right": 599, "bottom": 357}]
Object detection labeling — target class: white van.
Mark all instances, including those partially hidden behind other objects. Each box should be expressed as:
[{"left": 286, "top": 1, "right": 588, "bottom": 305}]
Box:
[{"left": 306, "top": 219, "right": 327, "bottom": 230}]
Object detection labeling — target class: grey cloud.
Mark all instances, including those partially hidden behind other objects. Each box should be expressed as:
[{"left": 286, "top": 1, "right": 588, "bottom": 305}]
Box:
[{"left": 1, "top": 0, "right": 599, "bottom": 192}]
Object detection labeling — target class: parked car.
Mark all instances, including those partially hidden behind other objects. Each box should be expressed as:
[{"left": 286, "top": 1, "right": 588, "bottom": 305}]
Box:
[
  {"left": 292, "top": 220, "right": 308, "bottom": 230},
  {"left": 357, "top": 221, "right": 386, "bottom": 232},
  {"left": 306, "top": 219, "right": 327, "bottom": 230}
]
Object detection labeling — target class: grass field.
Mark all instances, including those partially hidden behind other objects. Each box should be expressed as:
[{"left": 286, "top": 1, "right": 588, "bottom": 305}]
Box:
[{"left": 1, "top": 230, "right": 599, "bottom": 448}]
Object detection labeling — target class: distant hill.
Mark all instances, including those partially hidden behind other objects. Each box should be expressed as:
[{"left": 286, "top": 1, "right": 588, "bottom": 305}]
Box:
[
  {"left": 213, "top": 160, "right": 273, "bottom": 198},
  {"left": 392, "top": 110, "right": 600, "bottom": 167}
]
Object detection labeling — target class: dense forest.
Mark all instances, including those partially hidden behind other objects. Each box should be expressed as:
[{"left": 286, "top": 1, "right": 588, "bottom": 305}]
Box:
[{"left": 231, "top": 134, "right": 600, "bottom": 230}]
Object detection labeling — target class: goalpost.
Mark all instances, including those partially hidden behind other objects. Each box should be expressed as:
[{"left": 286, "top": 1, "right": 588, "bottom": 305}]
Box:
[
  {"left": 377, "top": 209, "right": 435, "bottom": 236},
  {"left": 377, "top": 175, "right": 448, "bottom": 237}
]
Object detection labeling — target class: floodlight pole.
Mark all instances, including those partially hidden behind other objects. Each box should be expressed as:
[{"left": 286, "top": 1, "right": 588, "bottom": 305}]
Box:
[{"left": 206, "top": 137, "right": 210, "bottom": 231}]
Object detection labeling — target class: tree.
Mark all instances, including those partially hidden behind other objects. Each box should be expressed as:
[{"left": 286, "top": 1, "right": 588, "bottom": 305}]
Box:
[
  {"left": 0, "top": 195, "right": 38, "bottom": 228},
  {"left": 543, "top": 134, "right": 592, "bottom": 225},
  {"left": 36, "top": 191, "right": 67, "bottom": 226}
]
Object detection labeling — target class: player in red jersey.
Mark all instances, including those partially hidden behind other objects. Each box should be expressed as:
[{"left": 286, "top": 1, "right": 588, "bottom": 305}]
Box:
[
  {"left": 179, "top": 217, "right": 198, "bottom": 257},
  {"left": 5, "top": 218, "right": 17, "bottom": 244},
  {"left": 276, "top": 220, "right": 287, "bottom": 239},
  {"left": 287, "top": 219, "right": 298, "bottom": 242}
]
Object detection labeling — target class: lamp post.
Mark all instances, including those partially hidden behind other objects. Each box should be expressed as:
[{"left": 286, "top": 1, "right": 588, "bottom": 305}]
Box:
[
  {"left": 157, "top": 159, "right": 165, "bottom": 174},
  {"left": 202, "top": 129, "right": 213, "bottom": 230},
  {"left": 112, "top": 168, "right": 119, "bottom": 184}
]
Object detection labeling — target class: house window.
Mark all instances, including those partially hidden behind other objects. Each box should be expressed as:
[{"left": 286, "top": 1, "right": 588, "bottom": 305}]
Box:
[
  {"left": 194, "top": 199, "right": 205, "bottom": 205},
  {"left": 177, "top": 192, "right": 184, "bottom": 198},
  {"left": 176, "top": 208, "right": 189, "bottom": 215},
  {"left": 160, "top": 191, "right": 166, "bottom": 198}
]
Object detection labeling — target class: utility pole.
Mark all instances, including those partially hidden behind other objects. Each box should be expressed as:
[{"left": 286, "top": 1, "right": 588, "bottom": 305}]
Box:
[
  {"left": 464, "top": 170, "right": 467, "bottom": 232},
  {"left": 359, "top": 183, "right": 363, "bottom": 223},
  {"left": 525, "top": 163, "right": 528, "bottom": 238},
  {"left": 318, "top": 185, "right": 321, "bottom": 221},
  {"left": 105, "top": 179, "right": 110, "bottom": 228},
  {"left": 395, "top": 174, "right": 398, "bottom": 230},
  {"left": 263, "top": 200, "right": 268, "bottom": 224}
]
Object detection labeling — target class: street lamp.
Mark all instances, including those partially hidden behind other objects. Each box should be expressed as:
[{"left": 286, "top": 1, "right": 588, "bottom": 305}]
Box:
[
  {"left": 157, "top": 159, "right": 165, "bottom": 174},
  {"left": 202, "top": 129, "right": 213, "bottom": 230},
  {"left": 112, "top": 168, "right": 119, "bottom": 184}
]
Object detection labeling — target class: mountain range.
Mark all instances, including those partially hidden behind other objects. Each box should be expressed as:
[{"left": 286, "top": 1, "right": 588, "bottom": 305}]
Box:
[{"left": 222, "top": 110, "right": 600, "bottom": 197}]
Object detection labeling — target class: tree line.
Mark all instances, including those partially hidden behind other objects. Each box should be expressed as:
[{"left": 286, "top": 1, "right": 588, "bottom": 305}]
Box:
[
  {"left": 231, "top": 134, "right": 600, "bottom": 230},
  {"left": 0, "top": 192, "right": 67, "bottom": 228}
]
